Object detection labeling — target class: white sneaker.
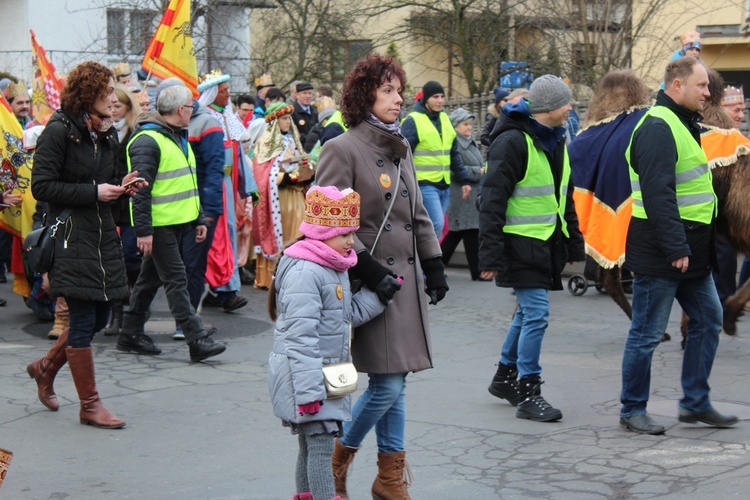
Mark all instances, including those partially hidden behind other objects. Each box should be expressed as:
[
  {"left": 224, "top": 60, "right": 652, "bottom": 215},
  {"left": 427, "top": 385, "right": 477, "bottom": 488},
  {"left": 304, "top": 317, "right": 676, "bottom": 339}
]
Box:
[{"left": 173, "top": 326, "right": 185, "bottom": 341}]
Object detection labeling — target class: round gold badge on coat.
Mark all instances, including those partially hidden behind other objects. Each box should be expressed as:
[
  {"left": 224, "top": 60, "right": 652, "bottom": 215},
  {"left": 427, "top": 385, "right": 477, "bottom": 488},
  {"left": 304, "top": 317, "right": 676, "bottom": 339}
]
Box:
[
  {"left": 299, "top": 119, "right": 306, "bottom": 126},
  {"left": 336, "top": 284, "right": 344, "bottom": 300},
  {"left": 379, "top": 174, "right": 392, "bottom": 188}
]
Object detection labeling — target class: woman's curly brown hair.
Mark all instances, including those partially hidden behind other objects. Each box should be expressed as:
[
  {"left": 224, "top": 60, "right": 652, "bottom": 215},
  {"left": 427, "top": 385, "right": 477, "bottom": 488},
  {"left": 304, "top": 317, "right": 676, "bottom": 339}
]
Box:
[
  {"left": 60, "top": 61, "right": 115, "bottom": 116},
  {"left": 341, "top": 53, "right": 406, "bottom": 127}
]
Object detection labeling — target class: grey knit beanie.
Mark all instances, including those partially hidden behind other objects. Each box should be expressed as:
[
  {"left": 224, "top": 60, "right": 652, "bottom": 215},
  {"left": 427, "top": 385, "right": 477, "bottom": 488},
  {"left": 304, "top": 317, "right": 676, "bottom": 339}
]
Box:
[{"left": 528, "top": 75, "right": 571, "bottom": 114}]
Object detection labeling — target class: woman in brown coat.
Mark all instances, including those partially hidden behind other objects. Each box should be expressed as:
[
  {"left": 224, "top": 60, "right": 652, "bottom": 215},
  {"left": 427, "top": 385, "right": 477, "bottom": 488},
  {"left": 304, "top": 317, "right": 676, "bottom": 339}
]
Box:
[{"left": 316, "top": 53, "right": 448, "bottom": 500}]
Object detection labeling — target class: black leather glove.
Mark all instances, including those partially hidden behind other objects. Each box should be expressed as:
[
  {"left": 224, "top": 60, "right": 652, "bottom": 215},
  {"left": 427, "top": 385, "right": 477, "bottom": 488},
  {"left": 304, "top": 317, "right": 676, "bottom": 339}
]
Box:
[
  {"left": 375, "top": 275, "right": 402, "bottom": 305},
  {"left": 351, "top": 250, "right": 393, "bottom": 290},
  {"left": 422, "top": 257, "right": 448, "bottom": 305}
]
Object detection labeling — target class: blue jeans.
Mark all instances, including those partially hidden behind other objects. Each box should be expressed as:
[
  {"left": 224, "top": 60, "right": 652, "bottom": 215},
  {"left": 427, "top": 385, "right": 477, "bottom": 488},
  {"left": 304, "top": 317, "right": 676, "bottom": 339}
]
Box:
[
  {"left": 499, "top": 288, "right": 549, "bottom": 378},
  {"left": 65, "top": 297, "right": 110, "bottom": 348},
  {"left": 340, "top": 373, "right": 406, "bottom": 453},
  {"left": 419, "top": 184, "right": 450, "bottom": 238},
  {"left": 620, "top": 273, "right": 722, "bottom": 417}
]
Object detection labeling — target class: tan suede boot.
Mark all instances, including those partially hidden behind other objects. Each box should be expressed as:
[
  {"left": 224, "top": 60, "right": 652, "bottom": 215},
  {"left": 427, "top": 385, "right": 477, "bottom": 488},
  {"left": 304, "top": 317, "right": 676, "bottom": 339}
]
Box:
[
  {"left": 371, "top": 451, "right": 412, "bottom": 500},
  {"left": 332, "top": 438, "right": 359, "bottom": 499},
  {"left": 26, "top": 328, "right": 69, "bottom": 411},
  {"left": 47, "top": 314, "right": 69, "bottom": 340},
  {"left": 66, "top": 347, "right": 125, "bottom": 429}
]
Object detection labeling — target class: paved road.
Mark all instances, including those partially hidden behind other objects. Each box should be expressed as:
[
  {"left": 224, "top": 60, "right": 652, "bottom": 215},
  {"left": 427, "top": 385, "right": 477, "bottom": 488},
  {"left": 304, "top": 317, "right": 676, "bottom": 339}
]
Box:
[{"left": 2, "top": 266, "right": 750, "bottom": 499}]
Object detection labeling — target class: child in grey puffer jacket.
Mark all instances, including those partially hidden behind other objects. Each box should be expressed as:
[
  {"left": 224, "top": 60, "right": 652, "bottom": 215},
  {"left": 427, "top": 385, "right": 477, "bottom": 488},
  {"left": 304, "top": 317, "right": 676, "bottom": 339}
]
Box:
[{"left": 268, "top": 186, "right": 398, "bottom": 500}]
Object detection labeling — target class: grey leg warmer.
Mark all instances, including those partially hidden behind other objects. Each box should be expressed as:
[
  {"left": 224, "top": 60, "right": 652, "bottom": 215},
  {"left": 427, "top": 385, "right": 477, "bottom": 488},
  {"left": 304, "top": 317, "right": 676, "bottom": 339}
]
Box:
[
  {"left": 305, "top": 433, "right": 335, "bottom": 500},
  {"left": 296, "top": 433, "right": 309, "bottom": 493}
]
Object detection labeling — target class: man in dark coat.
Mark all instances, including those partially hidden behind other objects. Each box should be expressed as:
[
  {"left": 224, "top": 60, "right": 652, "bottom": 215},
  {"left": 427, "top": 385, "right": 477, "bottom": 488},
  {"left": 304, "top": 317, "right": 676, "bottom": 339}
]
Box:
[
  {"left": 292, "top": 81, "right": 318, "bottom": 150},
  {"left": 619, "top": 57, "right": 737, "bottom": 434},
  {"left": 479, "top": 75, "right": 585, "bottom": 422}
]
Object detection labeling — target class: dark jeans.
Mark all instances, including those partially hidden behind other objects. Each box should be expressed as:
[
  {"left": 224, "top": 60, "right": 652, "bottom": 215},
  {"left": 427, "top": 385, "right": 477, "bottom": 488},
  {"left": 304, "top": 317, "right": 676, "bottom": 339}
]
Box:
[
  {"left": 620, "top": 273, "right": 722, "bottom": 417},
  {"left": 120, "top": 225, "right": 141, "bottom": 272},
  {"left": 65, "top": 297, "right": 110, "bottom": 348},
  {"left": 180, "top": 221, "right": 217, "bottom": 310},
  {"left": 712, "top": 234, "right": 736, "bottom": 303},
  {"left": 123, "top": 224, "right": 206, "bottom": 343},
  {"left": 441, "top": 229, "right": 479, "bottom": 280},
  {"left": 0, "top": 228, "right": 11, "bottom": 273}
]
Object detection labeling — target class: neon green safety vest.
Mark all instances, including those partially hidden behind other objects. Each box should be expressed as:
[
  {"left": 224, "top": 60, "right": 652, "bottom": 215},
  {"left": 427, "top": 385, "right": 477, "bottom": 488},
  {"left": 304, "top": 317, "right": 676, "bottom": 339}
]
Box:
[
  {"left": 127, "top": 130, "right": 201, "bottom": 227},
  {"left": 626, "top": 106, "right": 716, "bottom": 224},
  {"left": 407, "top": 111, "right": 456, "bottom": 184},
  {"left": 504, "top": 133, "right": 571, "bottom": 240},
  {"left": 325, "top": 110, "right": 348, "bottom": 131}
]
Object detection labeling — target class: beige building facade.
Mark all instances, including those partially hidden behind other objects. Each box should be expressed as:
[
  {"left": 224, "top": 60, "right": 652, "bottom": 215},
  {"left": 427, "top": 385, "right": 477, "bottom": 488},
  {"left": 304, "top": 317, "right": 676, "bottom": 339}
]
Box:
[{"left": 249, "top": 0, "right": 750, "bottom": 98}]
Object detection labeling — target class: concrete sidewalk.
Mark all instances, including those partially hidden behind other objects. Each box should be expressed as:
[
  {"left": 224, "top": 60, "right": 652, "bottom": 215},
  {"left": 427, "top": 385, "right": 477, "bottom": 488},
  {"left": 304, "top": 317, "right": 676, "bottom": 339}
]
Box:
[{"left": 2, "top": 267, "right": 750, "bottom": 499}]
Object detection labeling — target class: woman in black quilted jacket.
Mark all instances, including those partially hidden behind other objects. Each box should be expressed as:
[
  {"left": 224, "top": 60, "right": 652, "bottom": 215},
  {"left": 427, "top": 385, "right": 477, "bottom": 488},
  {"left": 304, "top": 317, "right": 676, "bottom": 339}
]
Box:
[{"left": 26, "top": 61, "right": 146, "bottom": 429}]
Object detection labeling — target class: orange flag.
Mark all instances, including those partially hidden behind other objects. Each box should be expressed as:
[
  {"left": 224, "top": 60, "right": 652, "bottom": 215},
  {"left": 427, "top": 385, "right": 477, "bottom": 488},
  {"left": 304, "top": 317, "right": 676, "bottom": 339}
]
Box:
[
  {"left": 142, "top": 0, "right": 199, "bottom": 97},
  {"left": 29, "top": 30, "right": 65, "bottom": 115}
]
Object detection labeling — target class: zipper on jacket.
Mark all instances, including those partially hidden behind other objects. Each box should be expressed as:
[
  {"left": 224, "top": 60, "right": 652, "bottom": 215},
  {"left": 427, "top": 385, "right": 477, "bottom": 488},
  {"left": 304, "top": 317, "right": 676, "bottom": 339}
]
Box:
[{"left": 93, "top": 138, "right": 108, "bottom": 301}]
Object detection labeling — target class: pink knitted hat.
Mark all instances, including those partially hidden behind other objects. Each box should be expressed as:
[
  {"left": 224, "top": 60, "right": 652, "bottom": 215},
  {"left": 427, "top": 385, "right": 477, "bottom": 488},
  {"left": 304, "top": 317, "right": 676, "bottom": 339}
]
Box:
[{"left": 299, "top": 186, "right": 360, "bottom": 240}]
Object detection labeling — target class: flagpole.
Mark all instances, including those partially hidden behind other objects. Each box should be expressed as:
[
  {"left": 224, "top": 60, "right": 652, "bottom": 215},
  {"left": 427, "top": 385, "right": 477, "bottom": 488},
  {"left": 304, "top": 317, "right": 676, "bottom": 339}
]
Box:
[{"left": 137, "top": 58, "right": 158, "bottom": 104}]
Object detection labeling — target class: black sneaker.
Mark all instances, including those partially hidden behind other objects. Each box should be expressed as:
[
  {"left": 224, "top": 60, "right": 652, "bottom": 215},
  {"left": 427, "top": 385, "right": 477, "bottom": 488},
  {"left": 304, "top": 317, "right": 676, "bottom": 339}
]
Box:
[
  {"left": 222, "top": 295, "right": 248, "bottom": 313},
  {"left": 117, "top": 333, "right": 162, "bottom": 355},
  {"left": 189, "top": 336, "right": 227, "bottom": 362},
  {"left": 202, "top": 293, "right": 223, "bottom": 308}
]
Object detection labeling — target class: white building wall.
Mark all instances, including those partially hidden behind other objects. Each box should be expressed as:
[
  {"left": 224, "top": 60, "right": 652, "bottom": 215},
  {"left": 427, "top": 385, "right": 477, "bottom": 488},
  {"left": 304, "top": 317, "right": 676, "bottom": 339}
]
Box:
[{"left": 0, "top": 0, "right": 251, "bottom": 92}]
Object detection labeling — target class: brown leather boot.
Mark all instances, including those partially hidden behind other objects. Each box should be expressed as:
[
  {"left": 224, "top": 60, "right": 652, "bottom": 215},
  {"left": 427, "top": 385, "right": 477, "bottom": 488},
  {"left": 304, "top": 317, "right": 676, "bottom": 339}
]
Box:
[
  {"left": 66, "top": 347, "right": 125, "bottom": 429},
  {"left": 332, "top": 438, "right": 359, "bottom": 499},
  {"left": 371, "top": 451, "right": 412, "bottom": 500},
  {"left": 26, "top": 327, "right": 69, "bottom": 411}
]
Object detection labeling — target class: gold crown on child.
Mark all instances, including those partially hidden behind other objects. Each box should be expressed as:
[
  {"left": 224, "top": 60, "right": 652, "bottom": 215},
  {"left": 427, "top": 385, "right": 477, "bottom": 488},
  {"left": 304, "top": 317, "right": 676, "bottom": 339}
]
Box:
[{"left": 304, "top": 189, "right": 360, "bottom": 228}]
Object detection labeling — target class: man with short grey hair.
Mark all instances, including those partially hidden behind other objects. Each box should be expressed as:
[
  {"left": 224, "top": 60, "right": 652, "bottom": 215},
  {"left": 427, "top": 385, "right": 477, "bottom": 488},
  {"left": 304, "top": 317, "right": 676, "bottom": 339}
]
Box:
[{"left": 117, "top": 85, "right": 227, "bottom": 362}]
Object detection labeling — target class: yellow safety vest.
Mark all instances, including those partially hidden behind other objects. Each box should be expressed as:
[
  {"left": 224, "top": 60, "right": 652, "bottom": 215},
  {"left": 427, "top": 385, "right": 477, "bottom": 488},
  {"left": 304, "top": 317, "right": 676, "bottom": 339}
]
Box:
[
  {"left": 127, "top": 129, "right": 201, "bottom": 227},
  {"left": 626, "top": 106, "right": 716, "bottom": 224},
  {"left": 325, "top": 110, "right": 348, "bottom": 131},
  {"left": 408, "top": 111, "right": 456, "bottom": 184},
  {"left": 504, "top": 133, "right": 571, "bottom": 240}
]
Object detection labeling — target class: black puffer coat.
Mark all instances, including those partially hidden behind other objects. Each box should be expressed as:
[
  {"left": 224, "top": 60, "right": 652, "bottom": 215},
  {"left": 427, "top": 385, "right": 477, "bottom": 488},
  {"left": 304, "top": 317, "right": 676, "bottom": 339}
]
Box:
[
  {"left": 479, "top": 101, "right": 585, "bottom": 290},
  {"left": 31, "top": 110, "right": 129, "bottom": 302}
]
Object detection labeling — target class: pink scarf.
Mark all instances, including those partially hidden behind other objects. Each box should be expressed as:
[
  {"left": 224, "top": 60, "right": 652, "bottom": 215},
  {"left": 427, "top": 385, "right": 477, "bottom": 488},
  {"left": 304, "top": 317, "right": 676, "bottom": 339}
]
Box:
[{"left": 284, "top": 239, "right": 358, "bottom": 272}]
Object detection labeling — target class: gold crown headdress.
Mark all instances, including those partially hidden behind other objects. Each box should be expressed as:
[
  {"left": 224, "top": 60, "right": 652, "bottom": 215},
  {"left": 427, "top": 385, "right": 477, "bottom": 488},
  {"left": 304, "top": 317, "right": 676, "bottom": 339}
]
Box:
[
  {"left": 255, "top": 73, "right": 274, "bottom": 89},
  {"left": 304, "top": 188, "right": 360, "bottom": 228},
  {"left": 198, "top": 69, "right": 231, "bottom": 93},
  {"left": 3, "top": 80, "right": 28, "bottom": 101}
]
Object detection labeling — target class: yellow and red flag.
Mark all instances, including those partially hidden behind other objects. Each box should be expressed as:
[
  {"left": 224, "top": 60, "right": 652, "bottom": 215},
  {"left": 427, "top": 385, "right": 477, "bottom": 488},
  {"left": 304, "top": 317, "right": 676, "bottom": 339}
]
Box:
[
  {"left": 29, "top": 30, "right": 65, "bottom": 115},
  {"left": 142, "top": 0, "right": 199, "bottom": 97},
  {"left": 0, "top": 94, "right": 37, "bottom": 296}
]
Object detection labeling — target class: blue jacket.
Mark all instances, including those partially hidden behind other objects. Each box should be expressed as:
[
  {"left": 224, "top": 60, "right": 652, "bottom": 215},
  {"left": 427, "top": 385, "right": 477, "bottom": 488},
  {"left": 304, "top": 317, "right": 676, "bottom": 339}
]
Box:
[
  {"left": 188, "top": 101, "right": 225, "bottom": 218},
  {"left": 401, "top": 101, "right": 471, "bottom": 186}
]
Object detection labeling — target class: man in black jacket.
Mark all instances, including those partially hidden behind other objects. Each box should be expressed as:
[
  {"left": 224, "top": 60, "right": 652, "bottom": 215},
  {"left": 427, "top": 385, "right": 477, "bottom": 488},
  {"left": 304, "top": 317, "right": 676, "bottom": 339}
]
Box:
[
  {"left": 619, "top": 57, "right": 736, "bottom": 434},
  {"left": 479, "top": 75, "right": 585, "bottom": 422},
  {"left": 291, "top": 81, "right": 318, "bottom": 150},
  {"left": 117, "top": 86, "right": 226, "bottom": 362}
]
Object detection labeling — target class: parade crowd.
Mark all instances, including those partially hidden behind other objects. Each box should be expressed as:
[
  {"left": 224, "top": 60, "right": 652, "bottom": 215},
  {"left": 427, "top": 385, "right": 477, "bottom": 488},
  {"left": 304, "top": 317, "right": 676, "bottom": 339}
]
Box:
[{"left": 2, "top": 28, "right": 749, "bottom": 499}]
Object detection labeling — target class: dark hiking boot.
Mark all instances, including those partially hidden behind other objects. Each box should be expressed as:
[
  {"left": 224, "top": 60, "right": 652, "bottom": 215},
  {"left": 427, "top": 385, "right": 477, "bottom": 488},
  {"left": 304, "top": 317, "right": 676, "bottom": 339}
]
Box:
[
  {"left": 117, "top": 333, "right": 162, "bottom": 355},
  {"left": 188, "top": 336, "right": 226, "bottom": 362},
  {"left": 488, "top": 362, "right": 521, "bottom": 406},
  {"left": 516, "top": 377, "right": 562, "bottom": 422}
]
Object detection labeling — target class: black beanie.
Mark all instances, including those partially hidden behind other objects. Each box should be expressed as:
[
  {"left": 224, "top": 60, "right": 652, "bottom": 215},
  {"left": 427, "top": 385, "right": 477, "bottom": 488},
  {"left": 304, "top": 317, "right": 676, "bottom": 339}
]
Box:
[{"left": 421, "top": 81, "right": 445, "bottom": 102}]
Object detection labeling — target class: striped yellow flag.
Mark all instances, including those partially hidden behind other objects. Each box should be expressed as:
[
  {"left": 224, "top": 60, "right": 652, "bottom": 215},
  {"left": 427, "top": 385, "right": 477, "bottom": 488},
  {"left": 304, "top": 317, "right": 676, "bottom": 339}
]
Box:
[{"left": 141, "top": 0, "right": 199, "bottom": 97}]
